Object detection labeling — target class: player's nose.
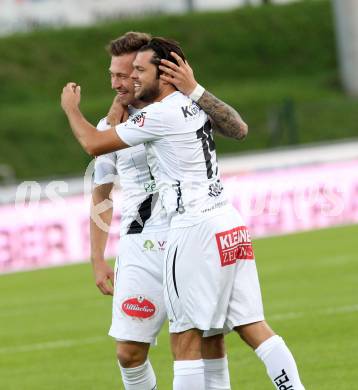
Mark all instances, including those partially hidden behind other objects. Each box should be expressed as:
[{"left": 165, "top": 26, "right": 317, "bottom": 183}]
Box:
[
  {"left": 130, "top": 69, "right": 138, "bottom": 80},
  {"left": 112, "top": 77, "right": 123, "bottom": 90}
]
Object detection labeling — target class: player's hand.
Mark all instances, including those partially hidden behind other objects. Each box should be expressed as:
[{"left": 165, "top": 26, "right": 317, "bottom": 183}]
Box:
[
  {"left": 61, "top": 82, "right": 81, "bottom": 113},
  {"left": 107, "top": 95, "right": 129, "bottom": 126},
  {"left": 159, "top": 52, "right": 198, "bottom": 96},
  {"left": 92, "top": 259, "right": 114, "bottom": 296}
]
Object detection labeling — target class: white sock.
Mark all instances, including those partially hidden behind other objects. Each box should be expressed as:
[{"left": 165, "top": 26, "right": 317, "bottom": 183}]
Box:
[
  {"left": 203, "top": 355, "right": 231, "bottom": 390},
  {"left": 255, "top": 335, "right": 305, "bottom": 389},
  {"left": 119, "top": 360, "right": 157, "bottom": 390},
  {"left": 173, "top": 359, "right": 205, "bottom": 390}
]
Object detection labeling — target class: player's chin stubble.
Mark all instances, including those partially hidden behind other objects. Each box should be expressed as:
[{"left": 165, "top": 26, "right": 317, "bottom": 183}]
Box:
[{"left": 137, "top": 83, "right": 160, "bottom": 103}]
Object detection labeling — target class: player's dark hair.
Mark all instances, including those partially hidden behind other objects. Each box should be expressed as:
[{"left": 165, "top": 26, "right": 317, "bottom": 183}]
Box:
[
  {"left": 138, "top": 37, "right": 186, "bottom": 78},
  {"left": 107, "top": 31, "right": 152, "bottom": 56}
]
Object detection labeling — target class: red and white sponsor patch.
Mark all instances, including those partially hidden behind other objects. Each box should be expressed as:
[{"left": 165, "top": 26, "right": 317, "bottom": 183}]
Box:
[
  {"left": 215, "top": 226, "right": 254, "bottom": 267},
  {"left": 121, "top": 296, "right": 156, "bottom": 319}
]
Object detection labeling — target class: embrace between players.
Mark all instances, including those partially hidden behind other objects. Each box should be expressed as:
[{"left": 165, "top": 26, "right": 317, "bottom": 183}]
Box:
[{"left": 61, "top": 32, "right": 305, "bottom": 390}]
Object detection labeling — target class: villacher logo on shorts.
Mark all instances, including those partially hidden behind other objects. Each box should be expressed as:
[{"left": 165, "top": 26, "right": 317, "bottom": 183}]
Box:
[
  {"left": 215, "top": 226, "right": 255, "bottom": 267},
  {"left": 121, "top": 296, "right": 156, "bottom": 320}
]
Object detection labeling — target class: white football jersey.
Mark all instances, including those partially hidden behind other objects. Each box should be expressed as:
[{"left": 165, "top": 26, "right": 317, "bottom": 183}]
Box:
[
  {"left": 116, "top": 92, "right": 229, "bottom": 228},
  {"left": 93, "top": 109, "right": 169, "bottom": 236}
]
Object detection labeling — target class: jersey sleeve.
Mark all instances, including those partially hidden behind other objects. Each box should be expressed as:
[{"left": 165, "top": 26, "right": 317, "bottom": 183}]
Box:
[
  {"left": 93, "top": 117, "right": 118, "bottom": 185},
  {"left": 115, "top": 107, "right": 166, "bottom": 146}
]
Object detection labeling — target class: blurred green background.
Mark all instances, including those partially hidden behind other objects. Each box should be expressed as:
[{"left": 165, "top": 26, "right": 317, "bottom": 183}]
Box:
[{"left": 1, "top": 0, "right": 356, "bottom": 180}]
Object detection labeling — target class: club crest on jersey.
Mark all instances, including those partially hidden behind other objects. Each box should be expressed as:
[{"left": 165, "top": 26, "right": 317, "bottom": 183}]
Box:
[
  {"left": 208, "top": 180, "right": 223, "bottom": 197},
  {"left": 181, "top": 102, "right": 201, "bottom": 119},
  {"left": 215, "top": 226, "right": 254, "bottom": 266},
  {"left": 130, "top": 111, "right": 146, "bottom": 127},
  {"left": 121, "top": 296, "right": 156, "bottom": 320}
]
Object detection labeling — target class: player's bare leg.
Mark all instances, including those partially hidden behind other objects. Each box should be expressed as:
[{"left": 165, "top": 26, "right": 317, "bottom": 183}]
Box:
[
  {"left": 116, "top": 341, "right": 157, "bottom": 390},
  {"left": 171, "top": 328, "right": 202, "bottom": 360},
  {"left": 235, "top": 320, "right": 275, "bottom": 349},
  {"left": 202, "top": 334, "right": 225, "bottom": 358},
  {"left": 235, "top": 320, "right": 305, "bottom": 389},
  {"left": 171, "top": 329, "right": 205, "bottom": 390},
  {"left": 170, "top": 331, "right": 231, "bottom": 390},
  {"left": 202, "top": 334, "right": 231, "bottom": 390}
]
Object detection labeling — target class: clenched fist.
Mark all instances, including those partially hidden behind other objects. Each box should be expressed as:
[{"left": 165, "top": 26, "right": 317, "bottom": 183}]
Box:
[{"left": 61, "top": 82, "right": 81, "bottom": 114}]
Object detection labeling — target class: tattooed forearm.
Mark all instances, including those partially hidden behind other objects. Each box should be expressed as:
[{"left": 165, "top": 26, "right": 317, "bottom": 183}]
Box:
[{"left": 197, "top": 90, "right": 248, "bottom": 140}]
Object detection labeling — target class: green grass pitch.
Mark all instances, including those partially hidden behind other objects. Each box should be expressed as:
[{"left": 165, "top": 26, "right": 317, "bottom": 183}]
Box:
[{"left": 1, "top": 224, "right": 357, "bottom": 389}]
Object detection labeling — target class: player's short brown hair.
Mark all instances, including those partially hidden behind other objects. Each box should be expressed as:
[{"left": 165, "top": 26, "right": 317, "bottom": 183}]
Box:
[{"left": 107, "top": 31, "right": 152, "bottom": 56}]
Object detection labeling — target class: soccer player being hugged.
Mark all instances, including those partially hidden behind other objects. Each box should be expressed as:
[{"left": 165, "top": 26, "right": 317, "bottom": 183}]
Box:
[
  {"left": 62, "top": 36, "right": 305, "bottom": 390},
  {"left": 85, "top": 32, "right": 250, "bottom": 390}
]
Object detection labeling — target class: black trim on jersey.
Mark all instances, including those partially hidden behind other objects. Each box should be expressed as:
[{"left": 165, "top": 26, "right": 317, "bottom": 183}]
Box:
[
  {"left": 127, "top": 193, "right": 158, "bottom": 234},
  {"left": 148, "top": 164, "right": 154, "bottom": 180},
  {"left": 196, "top": 120, "right": 216, "bottom": 179},
  {"left": 172, "top": 247, "right": 179, "bottom": 298},
  {"left": 165, "top": 247, "right": 178, "bottom": 321}
]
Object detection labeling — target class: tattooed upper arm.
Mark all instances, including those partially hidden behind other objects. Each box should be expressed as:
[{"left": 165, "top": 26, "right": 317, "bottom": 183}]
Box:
[
  {"left": 209, "top": 117, "right": 221, "bottom": 134},
  {"left": 197, "top": 90, "right": 248, "bottom": 140}
]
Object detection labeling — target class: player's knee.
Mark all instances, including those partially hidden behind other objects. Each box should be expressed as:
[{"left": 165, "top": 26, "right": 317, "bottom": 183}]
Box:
[{"left": 116, "top": 342, "right": 149, "bottom": 368}]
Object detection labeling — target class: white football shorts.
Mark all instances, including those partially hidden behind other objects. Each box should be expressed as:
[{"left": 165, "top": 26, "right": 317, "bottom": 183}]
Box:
[
  {"left": 109, "top": 230, "right": 168, "bottom": 344},
  {"left": 164, "top": 205, "right": 265, "bottom": 334}
]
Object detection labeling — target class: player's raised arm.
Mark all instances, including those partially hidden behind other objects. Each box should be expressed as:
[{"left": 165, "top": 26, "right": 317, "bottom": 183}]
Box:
[
  {"left": 61, "top": 82, "right": 129, "bottom": 155},
  {"left": 159, "top": 53, "right": 248, "bottom": 140}
]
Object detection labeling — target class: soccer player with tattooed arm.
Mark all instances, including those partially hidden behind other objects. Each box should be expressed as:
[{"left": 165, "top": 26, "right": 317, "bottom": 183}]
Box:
[
  {"left": 61, "top": 37, "right": 305, "bottom": 390},
  {"left": 87, "top": 31, "right": 250, "bottom": 390}
]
